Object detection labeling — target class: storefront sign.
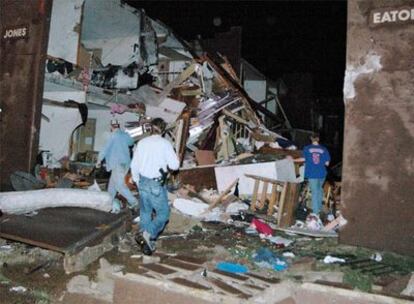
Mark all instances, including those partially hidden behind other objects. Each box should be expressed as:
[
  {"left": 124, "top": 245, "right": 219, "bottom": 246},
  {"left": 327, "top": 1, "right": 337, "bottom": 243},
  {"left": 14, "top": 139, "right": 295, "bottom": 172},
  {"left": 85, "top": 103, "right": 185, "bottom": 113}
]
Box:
[
  {"left": 370, "top": 6, "right": 414, "bottom": 27},
  {"left": 2, "top": 25, "right": 29, "bottom": 40}
]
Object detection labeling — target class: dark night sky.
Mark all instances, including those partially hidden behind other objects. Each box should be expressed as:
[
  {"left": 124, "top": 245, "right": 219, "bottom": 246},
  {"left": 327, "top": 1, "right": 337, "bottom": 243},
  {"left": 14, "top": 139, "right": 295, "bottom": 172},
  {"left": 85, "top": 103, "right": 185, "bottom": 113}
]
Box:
[{"left": 126, "top": 0, "right": 347, "bottom": 97}]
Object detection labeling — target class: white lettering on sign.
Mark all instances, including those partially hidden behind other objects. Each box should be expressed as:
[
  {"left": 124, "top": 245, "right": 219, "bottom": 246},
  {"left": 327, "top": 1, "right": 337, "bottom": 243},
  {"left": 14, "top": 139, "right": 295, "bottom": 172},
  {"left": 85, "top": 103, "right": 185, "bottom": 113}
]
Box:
[
  {"left": 370, "top": 7, "right": 414, "bottom": 26},
  {"left": 2, "top": 26, "right": 28, "bottom": 40}
]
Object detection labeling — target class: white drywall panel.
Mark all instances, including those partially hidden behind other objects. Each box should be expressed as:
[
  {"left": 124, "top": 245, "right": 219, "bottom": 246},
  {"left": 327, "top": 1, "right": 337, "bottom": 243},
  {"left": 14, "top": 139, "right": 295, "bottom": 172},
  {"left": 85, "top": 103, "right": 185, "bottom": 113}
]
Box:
[
  {"left": 83, "top": 36, "right": 139, "bottom": 66},
  {"left": 215, "top": 162, "right": 278, "bottom": 195},
  {"left": 145, "top": 97, "right": 186, "bottom": 123},
  {"left": 47, "top": 0, "right": 84, "bottom": 63},
  {"left": 39, "top": 104, "right": 83, "bottom": 160},
  {"left": 43, "top": 81, "right": 86, "bottom": 103}
]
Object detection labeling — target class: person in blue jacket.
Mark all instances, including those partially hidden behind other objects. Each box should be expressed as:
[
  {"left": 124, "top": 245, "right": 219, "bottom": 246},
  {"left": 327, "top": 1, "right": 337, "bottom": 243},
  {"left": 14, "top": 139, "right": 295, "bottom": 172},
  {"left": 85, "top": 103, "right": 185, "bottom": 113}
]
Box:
[
  {"left": 296, "top": 133, "right": 330, "bottom": 216},
  {"left": 97, "top": 120, "right": 138, "bottom": 210}
]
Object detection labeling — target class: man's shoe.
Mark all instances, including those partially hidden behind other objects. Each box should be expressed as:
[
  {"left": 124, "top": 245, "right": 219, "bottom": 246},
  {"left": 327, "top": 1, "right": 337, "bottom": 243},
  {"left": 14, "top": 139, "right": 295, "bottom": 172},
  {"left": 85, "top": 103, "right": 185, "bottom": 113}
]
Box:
[
  {"left": 135, "top": 231, "right": 155, "bottom": 253},
  {"left": 142, "top": 243, "right": 153, "bottom": 256},
  {"left": 142, "top": 231, "right": 155, "bottom": 252}
]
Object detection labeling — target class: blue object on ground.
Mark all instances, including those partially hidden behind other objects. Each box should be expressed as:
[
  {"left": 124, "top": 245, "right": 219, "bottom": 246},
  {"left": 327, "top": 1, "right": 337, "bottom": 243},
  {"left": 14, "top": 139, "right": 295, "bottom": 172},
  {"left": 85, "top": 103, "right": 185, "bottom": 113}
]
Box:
[
  {"left": 216, "top": 262, "right": 249, "bottom": 274},
  {"left": 253, "top": 247, "right": 288, "bottom": 271}
]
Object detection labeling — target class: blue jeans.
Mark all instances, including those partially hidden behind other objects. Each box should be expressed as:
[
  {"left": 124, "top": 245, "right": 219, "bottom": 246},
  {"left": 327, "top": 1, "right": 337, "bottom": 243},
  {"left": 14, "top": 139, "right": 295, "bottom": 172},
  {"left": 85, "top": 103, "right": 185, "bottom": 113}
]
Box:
[
  {"left": 108, "top": 165, "right": 138, "bottom": 208},
  {"left": 138, "top": 175, "right": 170, "bottom": 240},
  {"left": 308, "top": 178, "right": 325, "bottom": 214}
]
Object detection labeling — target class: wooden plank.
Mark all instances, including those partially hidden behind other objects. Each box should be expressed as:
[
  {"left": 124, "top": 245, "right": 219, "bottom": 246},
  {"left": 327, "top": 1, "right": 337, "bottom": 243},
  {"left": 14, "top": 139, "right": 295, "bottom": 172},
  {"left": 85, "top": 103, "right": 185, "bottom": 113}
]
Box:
[
  {"left": 178, "top": 112, "right": 191, "bottom": 166},
  {"left": 222, "top": 109, "right": 250, "bottom": 125},
  {"left": 250, "top": 180, "right": 260, "bottom": 211},
  {"left": 0, "top": 208, "right": 128, "bottom": 254},
  {"left": 277, "top": 183, "right": 288, "bottom": 227},
  {"left": 279, "top": 183, "right": 300, "bottom": 227},
  {"left": 158, "top": 63, "right": 198, "bottom": 102},
  {"left": 268, "top": 184, "right": 278, "bottom": 216},
  {"left": 195, "top": 150, "right": 216, "bottom": 166},
  {"left": 275, "top": 227, "right": 338, "bottom": 238},
  {"left": 245, "top": 174, "right": 284, "bottom": 185},
  {"left": 208, "top": 178, "right": 239, "bottom": 211},
  {"left": 178, "top": 166, "right": 217, "bottom": 190},
  {"left": 259, "top": 182, "right": 269, "bottom": 209},
  {"left": 0, "top": 232, "right": 63, "bottom": 253}
]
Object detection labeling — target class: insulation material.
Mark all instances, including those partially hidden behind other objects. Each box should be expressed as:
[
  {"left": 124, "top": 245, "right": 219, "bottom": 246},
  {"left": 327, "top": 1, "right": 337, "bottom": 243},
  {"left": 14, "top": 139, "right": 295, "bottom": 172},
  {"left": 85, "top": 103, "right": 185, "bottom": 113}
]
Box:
[
  {"left": 343, "top": 52, "right": 382, "bottom": 100},
  {"left": 114, "top": 70, "right": 138, "bottom": 89},
  {"left": 39, "top": 104, "right": 83, "bottom": 161},
  {"left": 214, "top": 162, "right": 278, "bottom": 195},
  {"left": 0, "top": 189, "right": 112, "bottom": 214}
]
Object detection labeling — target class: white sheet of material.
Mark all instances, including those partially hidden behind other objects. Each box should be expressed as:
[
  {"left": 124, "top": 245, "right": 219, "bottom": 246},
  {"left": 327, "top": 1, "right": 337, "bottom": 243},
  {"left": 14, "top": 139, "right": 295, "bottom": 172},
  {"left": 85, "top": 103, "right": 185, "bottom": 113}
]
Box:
[
  {"left": 0, "top": 189, "right": 112, "bottom": 215},
  {"left": 39, "top": 104, "right": 83, "bottom": 161},
  {"left": 215, "top": 162, "right": 278, "bottom": 195},
  {"left": 173, "top": 198, "right": 208, "bottom": 217},
  {"left": 274, "top": 159, "right": 298, "bottom": 182},
  {"left": 145, "top": 98, "right": 186, "bottom": 123},
  {"left": 225, "top": 202, "right": 249, "bottom": 214}
]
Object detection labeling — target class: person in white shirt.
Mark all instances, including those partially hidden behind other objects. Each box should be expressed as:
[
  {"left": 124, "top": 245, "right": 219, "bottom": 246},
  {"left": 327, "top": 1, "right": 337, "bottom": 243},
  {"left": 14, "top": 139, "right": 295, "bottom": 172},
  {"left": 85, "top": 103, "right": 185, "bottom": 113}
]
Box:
[{"left": 131, "top": 118, "right": 179, "bottom": 255}]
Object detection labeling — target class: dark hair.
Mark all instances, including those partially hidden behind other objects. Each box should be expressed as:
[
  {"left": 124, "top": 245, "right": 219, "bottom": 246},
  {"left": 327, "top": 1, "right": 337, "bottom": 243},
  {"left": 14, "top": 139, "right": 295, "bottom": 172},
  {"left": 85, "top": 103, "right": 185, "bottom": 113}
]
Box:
[
  {"left": 310, "top": 132, "right": 320, "bottom": 141},
  {"left": 152, "top": 117, "right": 166, "bottom": 134}
]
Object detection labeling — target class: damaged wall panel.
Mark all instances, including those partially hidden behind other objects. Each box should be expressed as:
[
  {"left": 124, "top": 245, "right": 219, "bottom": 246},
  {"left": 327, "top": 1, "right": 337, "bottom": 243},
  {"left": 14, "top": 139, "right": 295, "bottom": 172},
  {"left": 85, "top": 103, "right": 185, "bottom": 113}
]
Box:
[
  {"left": 340, "top": 0, "right": 414, "bottom": 255},
  {"left": 0, "top": 0, "right": 52, "bottom": 190},
  {"left": 47, "top": 0, "right": 84, "bottom": 63}
]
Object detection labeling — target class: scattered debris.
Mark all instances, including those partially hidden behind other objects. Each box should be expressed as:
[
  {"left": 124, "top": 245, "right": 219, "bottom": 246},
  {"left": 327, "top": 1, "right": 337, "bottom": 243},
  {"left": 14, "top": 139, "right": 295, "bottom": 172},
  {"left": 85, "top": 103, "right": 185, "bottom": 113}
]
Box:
[
  {"left": 401, "top": 272, "right": 414, "bottom": 297},
  {"left": 253, "top": 247, "right": 288, "bottom": 271},
  {"left": 10, "top": 286, "right": 27, "bottom": 293},
  {"left": 216, "top": 262, "right": 249, "bottom": 274},
  {"left": 323, "top": 255, "right": 346, "bottom": 264}
]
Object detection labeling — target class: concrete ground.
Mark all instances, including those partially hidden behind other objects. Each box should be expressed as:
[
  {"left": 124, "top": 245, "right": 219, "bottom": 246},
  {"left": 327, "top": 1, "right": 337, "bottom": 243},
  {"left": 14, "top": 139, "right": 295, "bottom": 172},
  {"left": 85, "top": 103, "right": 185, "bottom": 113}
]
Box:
[{"left": 0, "top": 211, "right": 413, "bottom": 303}]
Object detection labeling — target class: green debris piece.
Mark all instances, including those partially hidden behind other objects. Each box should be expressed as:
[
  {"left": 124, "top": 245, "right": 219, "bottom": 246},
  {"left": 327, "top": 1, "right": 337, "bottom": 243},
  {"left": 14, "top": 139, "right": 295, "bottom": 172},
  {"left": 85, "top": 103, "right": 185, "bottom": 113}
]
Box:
[
  {"left": 343, "top": 269, "right": 373, "bottom": 292},
  {"left": 0, "top": 272, "right": 10, "bottom": 284},
  {"left": 31, "top": 289, "right": 51, "bottom": 304},
  {"left": 191, "top": 225, "right": 203, "bottom": 232},
  {"left": 381, "top": 252, "right": 414, "bottom": 274}
]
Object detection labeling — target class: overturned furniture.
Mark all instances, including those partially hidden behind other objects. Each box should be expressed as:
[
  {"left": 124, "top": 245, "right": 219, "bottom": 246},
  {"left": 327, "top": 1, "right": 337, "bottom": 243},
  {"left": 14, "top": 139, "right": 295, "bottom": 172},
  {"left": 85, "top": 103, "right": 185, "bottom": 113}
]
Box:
[{"left": 245, "top": 174, "right": 287, "bottom": 219}]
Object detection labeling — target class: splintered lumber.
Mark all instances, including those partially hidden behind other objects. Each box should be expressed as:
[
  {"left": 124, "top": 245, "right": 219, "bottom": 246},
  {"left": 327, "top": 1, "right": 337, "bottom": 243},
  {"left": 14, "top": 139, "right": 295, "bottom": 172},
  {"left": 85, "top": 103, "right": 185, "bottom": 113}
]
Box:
[
  {"left": 276, "top": 183, "right": 288, "bottom": 227},
  {"left": 202, "top": 55, "right": 260, "bottom": 125},
  {"left": 208, "top": 178, "right": 239, "bottom": 211},
  {"left": 279, "top": 183, "right": 300, "bottom": 227},
  {"left": 182, "top": 184, "right": 212, "bottom": 205},
  {"left": 222, "top": 108, "right": 250, "bottom": 125},
  {"left": 158, "top": 62, "right": 199, "bottom": 102},
  {"left": 178, "top": 112, "right": 191, "bottom": 166}
]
